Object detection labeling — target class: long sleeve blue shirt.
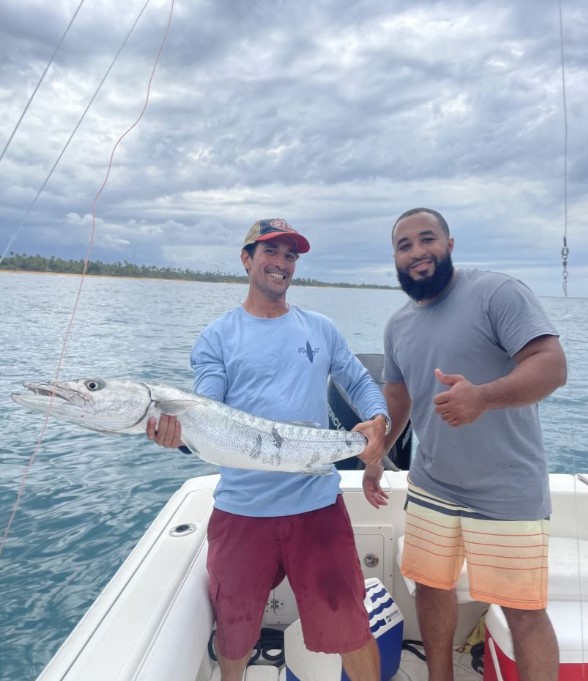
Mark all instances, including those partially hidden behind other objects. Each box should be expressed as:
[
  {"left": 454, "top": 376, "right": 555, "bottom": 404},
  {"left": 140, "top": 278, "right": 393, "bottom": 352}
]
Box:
[{"left": 191, "top": 305, "right": 388, "bottom": 516}]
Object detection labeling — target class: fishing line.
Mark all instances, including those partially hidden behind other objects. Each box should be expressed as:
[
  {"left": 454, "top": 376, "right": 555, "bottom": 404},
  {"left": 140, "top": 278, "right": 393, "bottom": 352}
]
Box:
[
  {"left": 0, "top": 0, "right": 87, "bottom": 165},
  {"left": 558, "top": 0, "right": 569, "bottom": 298},
  {"left": 0, "top": 0, "right": 153, "bottom": 266},
  {"left": 557, "top": 0, "right": 585, "bottom": 673},
  {"left": 0, "top": 0, "right": 176, "bottom": 559}
]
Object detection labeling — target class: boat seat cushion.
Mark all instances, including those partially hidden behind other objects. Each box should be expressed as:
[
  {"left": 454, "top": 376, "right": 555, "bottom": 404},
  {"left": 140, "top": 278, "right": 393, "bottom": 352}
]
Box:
[{"left": 397, "top": 535, "right": 588, "bottom": 603}]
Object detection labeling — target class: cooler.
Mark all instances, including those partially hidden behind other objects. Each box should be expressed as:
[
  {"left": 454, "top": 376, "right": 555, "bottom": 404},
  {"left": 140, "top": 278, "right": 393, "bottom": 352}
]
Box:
[
  {"left": 484, "top": 602, "right": 588, "bottom": 681},
  {"left": 285, "top": 578, "right": 403, "bottom": 681}
]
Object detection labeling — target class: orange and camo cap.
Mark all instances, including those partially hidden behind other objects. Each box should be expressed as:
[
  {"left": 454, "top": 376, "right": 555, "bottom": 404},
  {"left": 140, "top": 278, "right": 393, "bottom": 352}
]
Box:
[{"left": 243, "top": 219, "right": 310, "bottom": 253}]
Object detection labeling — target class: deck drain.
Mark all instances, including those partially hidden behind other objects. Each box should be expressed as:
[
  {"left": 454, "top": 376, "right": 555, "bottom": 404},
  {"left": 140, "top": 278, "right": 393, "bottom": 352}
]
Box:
[
  {"left": 363, "top": 552, "right": 379, "bottom": 568},
  {"left": 169, "top": 522, "right": 197, "bottom": 537}
]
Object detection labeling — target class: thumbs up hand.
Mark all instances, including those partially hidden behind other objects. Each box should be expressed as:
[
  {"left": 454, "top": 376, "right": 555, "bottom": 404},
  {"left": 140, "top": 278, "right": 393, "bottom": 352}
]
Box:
[{"left": 433, "top": 368, "right": 485, "bottom": 427}]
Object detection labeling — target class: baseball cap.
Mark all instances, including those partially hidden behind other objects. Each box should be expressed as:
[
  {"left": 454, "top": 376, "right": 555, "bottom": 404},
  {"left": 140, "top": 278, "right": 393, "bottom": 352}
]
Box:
[{"left": 242, "top": 218, "right": 310, "bottom": 253}]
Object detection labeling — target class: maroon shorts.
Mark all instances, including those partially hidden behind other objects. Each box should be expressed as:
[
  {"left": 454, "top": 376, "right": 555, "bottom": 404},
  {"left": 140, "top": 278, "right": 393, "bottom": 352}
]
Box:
[{"left": 206, "top": 495, "right": 371, "bottom": 660}]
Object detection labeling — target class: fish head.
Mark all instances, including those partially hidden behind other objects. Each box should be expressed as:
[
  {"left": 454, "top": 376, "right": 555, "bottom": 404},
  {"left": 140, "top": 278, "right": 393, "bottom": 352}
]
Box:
[{"left": 11, "top": 378, "right": 153, "bottom": 433}]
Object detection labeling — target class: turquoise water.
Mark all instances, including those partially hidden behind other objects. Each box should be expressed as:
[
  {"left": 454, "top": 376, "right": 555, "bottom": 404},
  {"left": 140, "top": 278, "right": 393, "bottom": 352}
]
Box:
[{"left": 0, "top": 272, "right": 586, "bottom": 680}]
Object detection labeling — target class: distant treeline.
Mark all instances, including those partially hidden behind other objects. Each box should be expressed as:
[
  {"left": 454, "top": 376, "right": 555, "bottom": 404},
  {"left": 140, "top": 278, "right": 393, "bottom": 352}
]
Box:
[{"left": 0, "top": 253, "right": 395, "bottom": 290}]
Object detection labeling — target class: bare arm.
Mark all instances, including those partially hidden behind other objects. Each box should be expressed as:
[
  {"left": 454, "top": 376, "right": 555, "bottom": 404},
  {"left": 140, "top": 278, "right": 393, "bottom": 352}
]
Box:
[
  {"left": 361, "top": 382, "right": 412, "bottom": 509},
  {"left": 383, "top": 381, "right": 412, "bottom": 451},
  {"left": 354, "top": 414, "right": 389, "bottom": 510},
  {"left": 434, "top": 335, "right": 567, "bottom": 427}
]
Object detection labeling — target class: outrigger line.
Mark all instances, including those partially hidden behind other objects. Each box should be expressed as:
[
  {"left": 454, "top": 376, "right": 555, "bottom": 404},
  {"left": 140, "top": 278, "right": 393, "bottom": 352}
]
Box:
[
  {"left": 0, "top": 0, "right": 86, "bottom": 166},
  {"left": 0, "top": 0, "right": 152, "bottom": 266},
  {"left": 558, "top": 2, "right": 585, "bottom": 664},
  {"left": 557, "top": 0, "right": 569, "bottom": 298},
  {"left": 0, "top": 0, "right": 176, "bottom": 559}
]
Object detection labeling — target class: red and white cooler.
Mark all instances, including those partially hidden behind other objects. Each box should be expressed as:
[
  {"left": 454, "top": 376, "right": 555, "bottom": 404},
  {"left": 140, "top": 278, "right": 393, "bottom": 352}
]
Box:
[{"left": 484, "top": 601, "right": 588, "bottom": 681}]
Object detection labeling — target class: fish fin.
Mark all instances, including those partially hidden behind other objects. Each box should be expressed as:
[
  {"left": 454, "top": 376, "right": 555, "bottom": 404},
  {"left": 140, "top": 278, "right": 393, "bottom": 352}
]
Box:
[
  {"left": 178, "top": 434, "right": 200, "bottom": 455},
  {"left": 291, "top": 420, "right": 322, "bottom": 429},
  {"left": 304, "top": 464, "right": 335, "bottom": 476},
  {"left": 155, "top": 399, "right": 197, "bottom": 416}
]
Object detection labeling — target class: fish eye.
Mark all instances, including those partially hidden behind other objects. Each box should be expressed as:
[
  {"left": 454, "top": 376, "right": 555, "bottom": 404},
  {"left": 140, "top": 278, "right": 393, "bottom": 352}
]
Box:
[{"left": 84, "top": 379, "right": 105, "bottom": 391}]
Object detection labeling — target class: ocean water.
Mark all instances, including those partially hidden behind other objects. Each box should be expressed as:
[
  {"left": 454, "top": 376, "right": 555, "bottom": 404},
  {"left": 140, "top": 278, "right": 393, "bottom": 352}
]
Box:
[{"left": 0, "top": 272, "right": 586, "bottom": 680}]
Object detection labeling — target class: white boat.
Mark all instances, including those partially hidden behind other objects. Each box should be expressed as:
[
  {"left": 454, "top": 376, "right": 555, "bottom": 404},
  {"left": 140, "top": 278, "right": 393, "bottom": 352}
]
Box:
[{"left": 33, "top": 468, "right": 588, "bottom": 681}]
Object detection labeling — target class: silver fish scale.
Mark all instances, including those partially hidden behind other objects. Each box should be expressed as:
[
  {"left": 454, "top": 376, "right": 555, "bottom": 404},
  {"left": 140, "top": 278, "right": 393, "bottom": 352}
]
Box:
[{"left": 174, "top": 396, "right": 367, "bottom": 473}]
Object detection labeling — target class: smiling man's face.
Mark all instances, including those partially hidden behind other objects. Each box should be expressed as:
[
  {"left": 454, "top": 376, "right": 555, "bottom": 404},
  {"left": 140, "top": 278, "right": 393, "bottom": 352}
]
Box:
[
  {"left": 392, "top": 211, "right": 455, "bottom": 303},
  {"left": 241, "top": 237, "right": 299, "bottom": 300}
]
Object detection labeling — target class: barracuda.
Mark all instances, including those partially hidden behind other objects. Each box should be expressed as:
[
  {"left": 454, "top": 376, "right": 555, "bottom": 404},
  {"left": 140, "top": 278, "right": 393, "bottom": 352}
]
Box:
[{"left": 12, "top": 378, "right": 367, "bottom": 474}]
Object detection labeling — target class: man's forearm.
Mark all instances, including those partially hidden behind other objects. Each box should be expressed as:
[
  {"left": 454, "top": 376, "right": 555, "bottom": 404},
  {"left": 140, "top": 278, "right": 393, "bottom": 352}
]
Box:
[{"left": 383, "top": 382, "right": 412, "bottom": 452}]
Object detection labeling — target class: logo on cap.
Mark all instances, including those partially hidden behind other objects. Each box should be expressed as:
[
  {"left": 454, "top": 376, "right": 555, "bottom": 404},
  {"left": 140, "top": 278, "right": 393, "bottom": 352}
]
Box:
[
  {"left": 243, "top": 218, "right": 311, "bottom": 253},
  {"left": 259, "top": 219, "right": 295, "bottom": 234}
]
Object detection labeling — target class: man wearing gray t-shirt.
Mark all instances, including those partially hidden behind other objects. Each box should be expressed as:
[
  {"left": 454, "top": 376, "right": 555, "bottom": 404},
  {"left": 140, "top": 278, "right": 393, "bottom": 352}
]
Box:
[{"left": 378, "top": 208, "right": 567, "bottom": 681}]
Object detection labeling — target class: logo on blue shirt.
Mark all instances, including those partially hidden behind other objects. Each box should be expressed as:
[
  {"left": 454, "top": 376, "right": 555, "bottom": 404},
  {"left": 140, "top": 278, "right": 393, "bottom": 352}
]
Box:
[{"left": 299, "top": 341, "right": 320, "bottom": 363}]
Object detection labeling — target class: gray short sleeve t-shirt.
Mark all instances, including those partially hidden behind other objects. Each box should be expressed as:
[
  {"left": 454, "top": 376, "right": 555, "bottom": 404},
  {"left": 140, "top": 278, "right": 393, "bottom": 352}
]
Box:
[{"left": 383, "top": 270, "right": 558, "bottom": 520}]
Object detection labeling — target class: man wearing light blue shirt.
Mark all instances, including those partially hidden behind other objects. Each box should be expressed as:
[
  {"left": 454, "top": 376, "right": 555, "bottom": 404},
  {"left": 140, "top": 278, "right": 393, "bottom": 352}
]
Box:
[{"left": 149, "top": 218, "right": 390, "bottom": 681}]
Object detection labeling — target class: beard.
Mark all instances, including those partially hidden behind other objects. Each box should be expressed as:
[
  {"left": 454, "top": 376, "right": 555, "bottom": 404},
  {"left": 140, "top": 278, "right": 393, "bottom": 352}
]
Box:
[{"left": 396, "top": 251, "right": 454, "bottom": 302}]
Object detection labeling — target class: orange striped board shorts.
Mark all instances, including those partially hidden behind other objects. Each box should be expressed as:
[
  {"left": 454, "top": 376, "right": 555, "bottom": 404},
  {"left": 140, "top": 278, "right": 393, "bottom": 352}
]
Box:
[{"left": 401, "top": 481, "right": 550, "bottom": 610}]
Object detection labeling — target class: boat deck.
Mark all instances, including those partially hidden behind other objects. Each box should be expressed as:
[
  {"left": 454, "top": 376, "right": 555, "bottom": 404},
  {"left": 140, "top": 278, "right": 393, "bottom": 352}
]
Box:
[
  {"left": 396, "top": 648, "right": 481, "bottom": 680},
  {"left": 34, "top": 472, "right": 588, "bottom": 681},
  {"left": 209, "top": 648, "right": 482, "bottom": 680}
]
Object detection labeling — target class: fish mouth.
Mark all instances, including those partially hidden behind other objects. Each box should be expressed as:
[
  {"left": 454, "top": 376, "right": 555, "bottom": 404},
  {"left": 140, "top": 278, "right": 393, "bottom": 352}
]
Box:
[
  {"left": 12, "top": 378, "right": 154, "bottom": 433},
  {"left": 14, "top": 383, "right": 88, "bottom": 407}
]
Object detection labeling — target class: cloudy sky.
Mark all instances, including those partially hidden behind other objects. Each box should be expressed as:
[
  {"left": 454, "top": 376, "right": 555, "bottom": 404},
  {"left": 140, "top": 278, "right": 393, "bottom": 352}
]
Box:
[{"left": 0, "top": 0, "right": 586, "bottom": 297}]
